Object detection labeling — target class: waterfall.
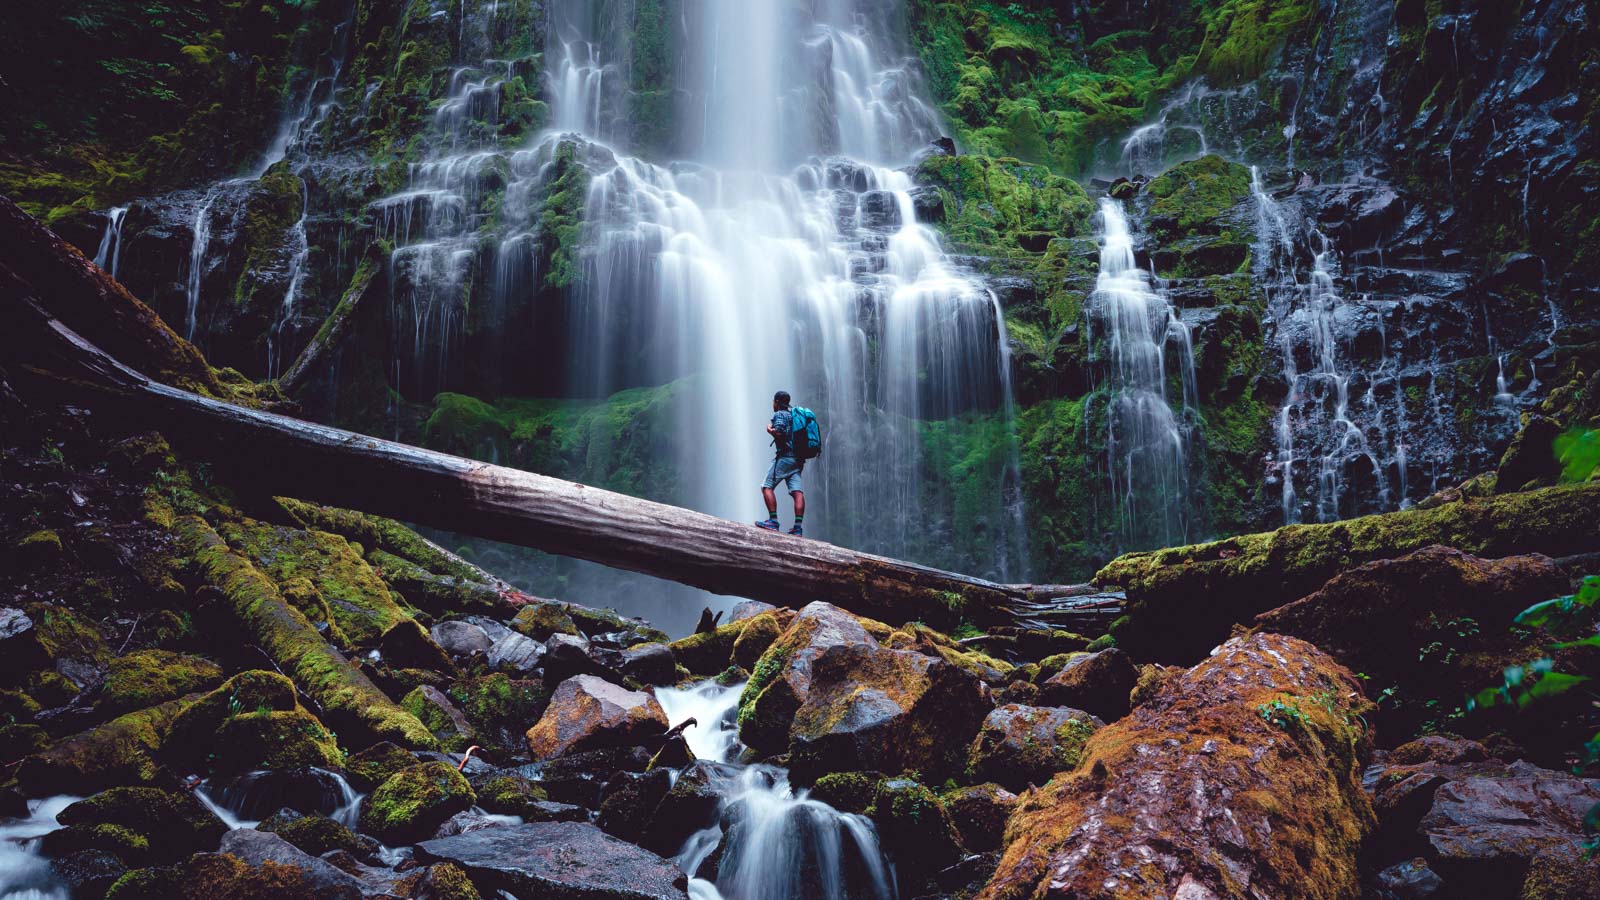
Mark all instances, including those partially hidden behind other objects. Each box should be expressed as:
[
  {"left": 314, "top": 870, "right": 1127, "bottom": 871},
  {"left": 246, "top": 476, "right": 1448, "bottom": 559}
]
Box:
[
  {"left": 656, "top": 681, "right": 897, "bottom": 900},
  {"left": 194, "top": 767, "right": 364, "bottom": 831},
  {"left": 371, "top": 0, "right": 1026, "bottom": 583},
  {"left": 0, "top": 795, "right": 80, "bottom": 900},
  {"left": 1090, "top": 198, "right": 1194, "bottom": 548},
  {"left": 92, "top": 206, "right": 128, "bottom": 278},
  {"left": 185, "top": 187, "right": 222, "bottom": 340}
]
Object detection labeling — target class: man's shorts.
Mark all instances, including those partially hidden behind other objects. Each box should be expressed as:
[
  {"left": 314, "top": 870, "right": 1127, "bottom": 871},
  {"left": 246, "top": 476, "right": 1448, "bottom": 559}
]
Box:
[{"left": 762, "top": 456, "right": 804, "bottom": 494}]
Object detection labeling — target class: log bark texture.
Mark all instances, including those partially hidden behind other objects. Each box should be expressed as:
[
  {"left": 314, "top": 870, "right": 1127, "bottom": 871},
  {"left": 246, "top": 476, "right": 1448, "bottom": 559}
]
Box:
[{"left": 0, "top": 205, "right": 1063, "bottom": 626}]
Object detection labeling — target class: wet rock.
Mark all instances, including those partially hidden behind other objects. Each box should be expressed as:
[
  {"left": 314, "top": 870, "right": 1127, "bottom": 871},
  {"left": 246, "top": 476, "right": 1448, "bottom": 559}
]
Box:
[
  {"left": 870, "top": 778, "right": 963, "bottom": 863},
  {"left": 1373, "top": 857, "right": 1445, "bottom": 899},
  {"left": 984, "top": 634, "right": 1374, "bottom": 898},
  {"left": 524, "top": 745, "right": 653, "bottom": 807},
  {"left": 597, "top": 768, "right": 674, "bottom": 843},
  {"left": 669, "top": 610, "right": 794, "bottom": 676},
  {"left": 358, "top": 761, "right": 477, "bottom": 844},
  {"left": 967, "top": 704, "right": 1102, "bottom": 791},
  {"left": 642, "top": 760, "right": 736, "bottom": 856},
  {"left": 413, "top": 862, "right": 483, "bottom": 900},
  {"left": 859, "top": 190, "right": 902, "bottom": 230},
  {"left": 728, "top": 600, "right": 778, "bottom": 622},
  {"left": 259, "top": 812, "right": 363, "bottom": 858},
  {"left": 431, "top": 808, "right": 520, "bottom": 839},
  {"left": 1035, "top": 647, "right": 1136, "bottom": 721},
  {"left": 526, "top": 675, "right": 668, "bottom": 760},
  {"left": 942, "top": 783, "right": 1017, "bottom": 853},
  {"left": 203, "top": 767, "right": 361, "bottom": 825},
  {"left": 99, "top": 650, "right": 223, "bottom": 715},
  {"left": 416, "top": 821, "right": 689, "bottom": 899},
  {"left": 648, "top": 735, "right": 694, "bottom": 770},
  {"left": 619, "top": 642, "right": 676, "bottom": 686},
  {"left": 57, "top": 787, "right": 226, "bottom": 865},
  {"left": 1254, "top": 545, "right": 1570, "bottom": 742},
  {"left": 49, "top": 848, "right": 125, "bottom": 899},
  {"left": 738, "top": 602, "right": 988, "bottom": 782},
  {"left": 470, "top": 774, "right": 548, "bottom": 817},
  {"left": 485, "top": 631, "right": 544, "bottom": 673},
  {"left": 541, "top": 633, "right": 609, "bottom": 683},
  {"left": 1419, "top": 763, "right": 1600, "bottom": 892},
  {"left": 217, "top": 830, "right": 363, "bottom": 900},
  {"left": 379, "top": 619, "right": 457, "bottom": 674},
  {"left": 431, "top": 621, "right": 492, "bottom": 659}
]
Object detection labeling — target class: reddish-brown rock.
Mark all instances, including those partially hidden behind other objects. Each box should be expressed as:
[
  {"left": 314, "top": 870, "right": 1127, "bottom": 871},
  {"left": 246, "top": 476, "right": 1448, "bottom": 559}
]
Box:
[
  {"left": 1254, "top": 545, "right": 1571, "bottom": 742},
  {"left": 525, "top": 675, "right": 668, "bottom": 760},
  {"left": 981, "top": 633, "right": 1374, "bottom": 900},
  {"left": 967, "top": 704, "right": 1102, "bottom": 791}
]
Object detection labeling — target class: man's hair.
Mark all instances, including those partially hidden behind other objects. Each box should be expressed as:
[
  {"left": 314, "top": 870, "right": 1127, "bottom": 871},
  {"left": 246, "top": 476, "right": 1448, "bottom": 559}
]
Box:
[{"left": 774, "top": 390, "right": 791, "bottom": 408}]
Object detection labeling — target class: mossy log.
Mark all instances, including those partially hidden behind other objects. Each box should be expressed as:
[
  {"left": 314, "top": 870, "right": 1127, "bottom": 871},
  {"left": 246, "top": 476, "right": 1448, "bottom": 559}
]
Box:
[
  {"left": 0, "top": 194, "right": 222, "bottom": 395},
  {"left": 16, "top": 695, "right": 195, "bottom": 794},
  {"left": 1097, "top": 481, "right": 1600, "bottom": 661},
  {"left": 177, "top": 516, "right": 436, "bottom": 750},
  {"left": 5, "top": 283, "right": 1081, "bottom": 630},
  {"left": 277, "top": 245, "right": 382, "bottom": 396}
]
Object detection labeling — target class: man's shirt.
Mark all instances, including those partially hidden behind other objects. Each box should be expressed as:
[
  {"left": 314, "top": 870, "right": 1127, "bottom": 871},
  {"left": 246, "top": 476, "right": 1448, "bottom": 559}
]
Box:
[{"left": 771, "top": 409, "right": 794, "bottom": 458}]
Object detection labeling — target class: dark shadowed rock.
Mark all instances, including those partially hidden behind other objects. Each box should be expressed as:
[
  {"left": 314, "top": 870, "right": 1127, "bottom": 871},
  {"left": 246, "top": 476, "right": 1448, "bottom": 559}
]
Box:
[
  {"left": 982, "top": 634, "right": 1374, "bottom": 899},
  {"left": 522, "top": 745, "right": 653, "bottom": 807},
  {"left": 1035, "top": 648, "right": 1136, "bottom": 721},
  {"left": 379, "top": 619, "right": 457, "bottom": 674},
  {"left": 1373, "top": 857, "right": 1444, "bottom": 899},
  {"left": 217, "top": 830, "right": 363, "bottom": 900},
  {"left": 619, "top": 642, "right": 677, "bottom": 686},
  {"left": 526, "top": 675, "right": 668, "bottom": 760},
  {"left": 597, "top": 768, "right": 674, "bottom": 843},
  {"left": 943, "top": 783, "right": 1018, "bottom": 852},
  {"left": 967, "top": 704, "right": 1101, "bottom": 791},
  {"left": 49, "top": 849, "right": 124, "bottom": 899},
  {"left": 416, "top": 821, "right": 688, "bottom": 899}
]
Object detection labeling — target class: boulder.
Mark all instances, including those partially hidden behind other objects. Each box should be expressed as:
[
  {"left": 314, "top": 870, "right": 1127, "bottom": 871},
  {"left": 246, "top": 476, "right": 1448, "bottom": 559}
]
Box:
[
  {"left": 943, "top": 783, "right": 1017, "bottom": 852},
  {"left": 99, "top": 650, "right": 223, "bottom": 715},
  {"left": 1373, "top": 857, "right": 1445, "bottom": 899},
  {"left": 166, "top": 670, "right": 341, "bottom": 773},
  {"left": 596, "top": 768, "right": 674, "bottom": 843},
  {"left": 416, "top": 821, "right": 688, "bottom": 898},
  {"left": 413, "top": 862, "right": 483, "bottom": 900},
  {"left": 431, "top": 621, "right": 491, "bottom": 659},
  {"left": 1035, "top": 647, "right": 1137, "bottom": 720},
  {"left": 358, "top": 762, "right": 477, "bottom": 844},
  {"left": 1420, "top": 762, "right": 1600, "bottom": 893},
  {"left": 669, "top": 610, "right": 794, "bottom": 676},
  {"left": 737, "top": 602, "right": 988, "bottom": 781},
  {"left": 967, "top": 704, "right": 1102, "bottom": 791},
  {"left": 16, "top": 695, "right": 189, "bottom": 793},
  {"left": 981, "top": 634, "right": 1374, "bottom": 899},
  {"left": 618, "top": 642, "right": 677, "bottom": 686},
  {"left": 403, "top": 685, "right": 475, "bottom": 750},
  {"left": 57, "top": 787, "right": 226, "bottom": 865},
  {"left": 470, "top": 774, "right": 548, "bottom": 817},
  {"left": 526, "top": 675, "right": 668, "bottom": 760},
  {"left": 259, "top": 812, "right": 364, "bottom": 858},
  {"left": 526, "top": 745, "right": 653, "bottom": 807},
  {"left": 344, "top": 742, "right": 419, "bottom": 791},
  {"left": 727, "top": 600, "right": 778, "bottom": 622},
  {"left": 869, "top": 777, "right": 963, "bottom": 862},
  {"left": 49, "top": 849, "right": 125, "bottom": 899},
  {"left": 642, "top": 760, "right": 737, "bottom": 855},
  {"left": 1254, "top": 545, "right": 1571, "bottom": 742},
  {"left": 217, "top": 830, "right": 363, "bottom": 900},
  {"left": 485, "top": 632, "right": 543, "bottom": 673},
  {"left": 541, "top": 633, "right": 609, "bottom": 683},
  {"left": 511, "top": 602, "right": 579, "bottom": 640}
]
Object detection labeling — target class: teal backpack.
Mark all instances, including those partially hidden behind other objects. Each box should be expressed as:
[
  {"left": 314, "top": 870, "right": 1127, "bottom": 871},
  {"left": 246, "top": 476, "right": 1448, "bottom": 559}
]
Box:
[{"left": 790, "top": 406, "right": 823, "bottom": 460}]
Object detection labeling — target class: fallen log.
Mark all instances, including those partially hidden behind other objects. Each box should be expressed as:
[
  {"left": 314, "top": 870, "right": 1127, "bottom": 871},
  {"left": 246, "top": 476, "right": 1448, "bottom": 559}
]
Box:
[
  {"left": 277, "top": 244, "right": 383, "bottom": 395},
  {"left": 4, "top": 279, "right": 1051, "bottom": 628}
]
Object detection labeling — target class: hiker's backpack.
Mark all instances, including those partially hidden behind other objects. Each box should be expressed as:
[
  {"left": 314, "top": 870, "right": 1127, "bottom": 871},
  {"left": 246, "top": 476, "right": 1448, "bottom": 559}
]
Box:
[{"left": 790, "top": 406, "right": 823, "bottom": 460}]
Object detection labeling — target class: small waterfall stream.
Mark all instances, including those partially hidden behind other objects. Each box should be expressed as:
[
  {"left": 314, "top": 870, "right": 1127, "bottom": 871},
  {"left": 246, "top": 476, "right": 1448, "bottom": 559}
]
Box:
[
  {"left": 0, "top": 795, "right": 80, "bottom": 900},
  {"left": 91, "top": 206, "right": 127, "bottom": 278},
  {"left": 656, "top": 680, "right": 897, "bottom": 900},
  {"left": 1090, "top": 198, "right": 1195, "bottom": 548}
]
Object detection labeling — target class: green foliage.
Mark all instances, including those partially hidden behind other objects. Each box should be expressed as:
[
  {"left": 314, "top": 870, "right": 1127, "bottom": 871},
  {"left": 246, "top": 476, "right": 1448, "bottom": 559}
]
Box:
[{"left": 1556, "top": 428, "right": 1600, "bottom": 483}]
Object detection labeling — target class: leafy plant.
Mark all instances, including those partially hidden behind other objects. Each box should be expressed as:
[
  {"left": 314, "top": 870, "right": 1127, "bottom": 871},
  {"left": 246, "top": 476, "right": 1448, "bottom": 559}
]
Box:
[
  {"left": 1555, "top": 427, "right": 1600, "bottom": 483},
  {"left": 1258, "top": 697, "right": 1306, "bottom": 731}
]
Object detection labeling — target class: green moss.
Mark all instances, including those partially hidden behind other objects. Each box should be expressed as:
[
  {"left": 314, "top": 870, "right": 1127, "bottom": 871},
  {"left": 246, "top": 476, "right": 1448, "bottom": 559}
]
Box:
[
  {"left": 1143, "top": 154, "right": 1252, "bottom": 242},
  {"left": 105, "top": 867, "right": 184, "bottom": 900},
  {"left": 213, "top": 708, "right": 344, "bottom": 770},
  {"left": 358, "top": 761, "right": 476, "bottom": 843},
  {"left": 14, "top": 529, "right": 63, "bottom": 565},
  {"left": 345, "top": 741, "right": 420, "bottom": 791},
  {"left": 56, "top": 786, "right": 227, "bottom": 865},
  {"left": 810, "top": 771, "right": 885, "bottom": 814},
  {"left": 16, "top": 695, "right": 190, "bottom": 793},
  {"left": 26, "top": 670, "right": 81, "bottom": 708},
  {"left": 262, "top": 814, "right": 362, "bottom": 857},
  {"left": 0, "top": 723, "right": 52, "bottom": 762},
  {"left": 25, "top": 602, "right": 108, "bottom": 666},
  {"left": 101, "top": 650, "right": 224, "bottom": 715},
  {"left": 512, "top": 602, "right": 579, "bottom": 640},
  {"left": 177, "top": 516, "right": 436, "bottom": 750},
  {"left": 474, "top": 774, "right": 548, "bottom": 816},
  {"left": 446, "top": 674, "right": 549, "bottom": 754},
  {"left": 274, "top": 497, "right": 485, "bottom": 583},
  {"left": 916, "top": 154, "right": 1096, "bottom": 254}
]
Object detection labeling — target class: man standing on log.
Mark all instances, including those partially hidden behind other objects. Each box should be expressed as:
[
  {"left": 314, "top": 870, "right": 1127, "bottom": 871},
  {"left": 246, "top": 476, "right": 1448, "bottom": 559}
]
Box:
[{"left": 756, "top": 390, "right": 805, "bottom": 535}]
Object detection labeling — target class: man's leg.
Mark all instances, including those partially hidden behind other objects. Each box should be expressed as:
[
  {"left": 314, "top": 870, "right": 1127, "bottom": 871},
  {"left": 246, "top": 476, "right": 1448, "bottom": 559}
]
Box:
[
  {"left": 792, "top": 490, "right": 805, "bottom": 518},
  {"left": 763, "top": 487, "right": 778, "bottom": 518},
  {"left": 756, "top": 463, "right": 780, "bottom": 528},
  {"left": 787, "top": 463, "right": 805, "bottom": 535}
]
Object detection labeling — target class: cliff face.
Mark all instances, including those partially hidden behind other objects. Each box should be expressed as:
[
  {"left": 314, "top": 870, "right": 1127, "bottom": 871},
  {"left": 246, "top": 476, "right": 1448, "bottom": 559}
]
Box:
[{"left": 6, "top": 0, "right": 1598, "bottom": 585}]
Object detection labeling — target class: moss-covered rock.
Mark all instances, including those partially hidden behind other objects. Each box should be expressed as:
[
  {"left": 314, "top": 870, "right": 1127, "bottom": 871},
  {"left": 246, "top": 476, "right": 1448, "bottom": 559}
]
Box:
[
  {"left": 511, "top": 602, "right": 579, "bottom": 641},
  {"left": 942, "top": 782, "right": 1017, "bottom": 852},
  {"left": 57, "top": 787, "right": 226, "bottom": 865},
  {"left": 447, "top": 674, "right": 550, "bottom": 754},
  {"left": 0, "top": 723, "right": 51, "bottom": 762},
  {"left": 101, "top": 650, "right": 223, "bottom": 714},
  {"left": 27, "top": 669, "right": 82, "bottom": 707},
  {"left": 808, "top": 771, "right": 885, "bottom": 815},
  {"left": 474, "top": 774, "right": 548, "bottom": 817},
  {"left": 868, "top": 777, "right": 964, "bottom": 864},
  {"left": 12, "top": 528, "right": 64, "bottom": 569},
  {"left": 415, "top": 862, "right": 482, "bottom": 900},
  {"left": 344, "top": 741, "right": 419, "bottom": 791},
  {"left": 403, "top": 685, "right": 474, "bottom": 751},
  {"left": 967, "top": 703, "right": 1102, "bottom": 790},
  {"left": 984, "top": 633, "right": 1373, "bottom": 899},
  {"left": 1143, "top": 154, "right": 1252, "bottom": 244},
  {"left": 17, "top": 695, "right": 191, "bottom": 793},
  {"left": 260, "top": 813, "right": 362, "bottom": 857},
  {"left": 177, "top": 516, "right": 436, "bottom": 750},
  {"left": 212, "top": 708, "right": 344, "bottom": 771},
  {"left": 40, "top": 821, "right": 153, "bottom": 865},
  {"left": 670, "top": 610, "right": 794, "bottom": 676},
  {"left": 358, "top": 761, "right": 476, "bottom": 844},
  {"left": 1099, "top": 481, "right": 1600, "bottom": 661}
]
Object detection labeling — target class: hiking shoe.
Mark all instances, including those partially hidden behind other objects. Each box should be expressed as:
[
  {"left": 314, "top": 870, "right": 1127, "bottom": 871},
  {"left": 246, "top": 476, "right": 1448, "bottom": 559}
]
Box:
[
  {"left": 787, "top": 524, "right": 804, "bottom": 536},
  {"left": 755, "top": 518, "right": 780, "bottom": 531}
]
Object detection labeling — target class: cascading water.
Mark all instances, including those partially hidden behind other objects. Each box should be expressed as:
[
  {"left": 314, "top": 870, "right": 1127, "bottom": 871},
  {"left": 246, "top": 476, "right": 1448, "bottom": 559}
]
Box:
[
  {"left": 91, "top": 206, "right": 127, "bottom": 278},
  {"left": 0, "top": 795, "right": 80, "bottom": 900},
  {"left": 1089, "top": 198, "right": 1195, "bottom": 548},
  {"left": 194, "top": 767, "right": 364, "bottom": 831},
  {"left": 185, "top": 186, "right": 222, "bottom": 341},
  {"left": 371, "top": 0, "right": 1028, "bottom": 594},
  {"left": 656, "top": 680, "right": 897, "bottom": 900}
]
